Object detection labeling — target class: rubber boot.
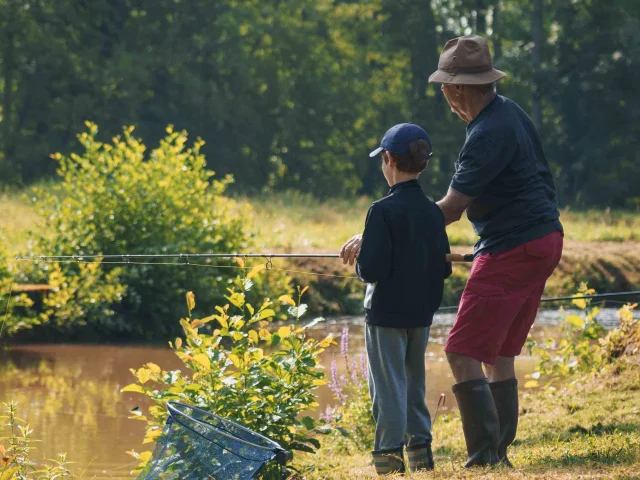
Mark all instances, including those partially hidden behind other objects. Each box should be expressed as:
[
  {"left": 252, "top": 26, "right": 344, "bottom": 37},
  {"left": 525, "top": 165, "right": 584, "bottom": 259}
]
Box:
[
  {"left": 406, "top": 442, "right": 434, "bottom": 472},
  {"left": 372, "top": 448, "right": 405, "bottom": 476},
  {"left": 452, "top": 378, "right": 500, "bottom": 468},
  {"left": 490, "top": 378, "right": 519, "bottom": 467}
]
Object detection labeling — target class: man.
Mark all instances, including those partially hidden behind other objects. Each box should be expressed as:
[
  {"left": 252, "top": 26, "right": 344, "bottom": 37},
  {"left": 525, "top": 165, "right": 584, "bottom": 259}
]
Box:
[{"left": 341, "top": 34, "right": 563, "bottom": 468}]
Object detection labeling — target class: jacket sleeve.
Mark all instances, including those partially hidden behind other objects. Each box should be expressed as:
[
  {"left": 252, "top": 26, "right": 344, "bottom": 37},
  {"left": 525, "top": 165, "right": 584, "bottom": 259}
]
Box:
[
  {"left": 356, "top": 203, "right": 392, "bottom": 284},
  {"left": 444, "top": 240, "right": 453, "bottom": 279}
]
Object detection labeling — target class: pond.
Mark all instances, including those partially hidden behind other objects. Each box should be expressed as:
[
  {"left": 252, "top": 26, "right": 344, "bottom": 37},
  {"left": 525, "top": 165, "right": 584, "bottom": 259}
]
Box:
[{"left": 0, "top": 308, "right": 625, "bottom": 479}]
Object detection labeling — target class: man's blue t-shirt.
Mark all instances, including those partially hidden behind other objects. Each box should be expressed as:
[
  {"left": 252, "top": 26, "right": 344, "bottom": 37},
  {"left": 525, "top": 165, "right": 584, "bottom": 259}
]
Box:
[{"left": 450, "top": 95, "right": 563, "bottom": 256}]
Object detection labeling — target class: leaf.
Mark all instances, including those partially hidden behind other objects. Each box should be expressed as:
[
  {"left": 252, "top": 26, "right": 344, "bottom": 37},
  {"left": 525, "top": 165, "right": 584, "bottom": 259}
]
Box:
[
  {"left": 136, "top": 368, "right": 153, "bottom": 384},
  {"left": 300, "top": 416, "right": 316, "bottom": 430},
  {"left": 288, "top": 442, "right": 316, "bottom": 454},
  {"left": 300, "top": 286, "right": 309, "bottom": 296},
  {"left": 246, "top": 304, "right": 255, "bottom": 316},
  {"left": 566, "top": 314, "right": 585, "bottom": 329},
  {"left": 146, "top": 363, "right": 161, "bottom": 374},
  {"left": 121, "top": 383, "right": 146, "bottom": 393},
  {"left": 248, "top": 330, "right": 259, "bottom": 344},
  {"left": 288, "top": 304, "right": 308, "bottom": 319},
  {"left": 312, "top": 379, "right": 327, "bottom": 386},
  {"left": 278, "top": 295, "right": 296, "bottom": 306},
  {"left": 572, "top": 297, "right": 587, "bottom": 309},
  {"left": 138, "top": 451, "right": 153, "bottom": 463},
  {"left": 318, "top": 335, "right": 335, "bottom": 348},
  {"left": 258, "top": 309, "right": 276, "bottom": 320},
  {"left": 226, "top": 292, "right": 245, "bottom": 308},
  {"left": 186, "top": 291, "right": 196, "bottom": 312},
  {"left": 175, "top": 337, "right": 183, "bottom": 349},
  {"left": 524, "top": 380, "right": 539, "bottom": 389},
  {"left": 235, "top": 257, "right": 245, "bottom": 268},
  {"left": 231, "top": 331, "right": 245, "bottom": 341},
  {"left": 193, "top": 354, "right": 211, "bottom": 371},
  {"left": 247, "top": 264, "right": 266, "bottom": 279},
  {"left": 278, "top": 326, "right": 292, "bottom": 339},
  {"left": 0, "top": 445, "right": 5, "bottom": 457}
]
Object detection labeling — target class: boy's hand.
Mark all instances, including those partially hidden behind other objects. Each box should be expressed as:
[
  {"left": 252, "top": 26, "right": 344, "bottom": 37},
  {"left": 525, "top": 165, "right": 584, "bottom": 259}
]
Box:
[{"left": 340, "top": 234, "right": 362, "bottom": 265}]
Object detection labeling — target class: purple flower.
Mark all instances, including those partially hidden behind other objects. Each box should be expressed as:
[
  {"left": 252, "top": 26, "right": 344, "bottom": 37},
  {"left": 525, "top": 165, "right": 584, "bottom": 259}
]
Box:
[
  {"left": 340, "top": 327, "right": 349, "bottom": 357},
  {"left": 320, "top": 405, "right": 334, "bottom": 423},
  {"left": 360, "top": 354, "right": 368, "bottom": 383},
  {"left": 329, "top": 360, "right": 343, "bottom": 400}
]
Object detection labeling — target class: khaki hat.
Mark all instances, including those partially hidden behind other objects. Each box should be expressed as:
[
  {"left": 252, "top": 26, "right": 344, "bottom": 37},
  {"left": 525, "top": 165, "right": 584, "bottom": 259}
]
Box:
[{"left": 428, "top": 34, "right": 506, "bottom": 85}]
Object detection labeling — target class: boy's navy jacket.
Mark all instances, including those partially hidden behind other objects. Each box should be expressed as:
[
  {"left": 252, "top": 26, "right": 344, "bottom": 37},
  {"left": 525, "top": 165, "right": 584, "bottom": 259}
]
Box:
[{"left": 356, "top": 179, "right": 452, "bottom": 328}]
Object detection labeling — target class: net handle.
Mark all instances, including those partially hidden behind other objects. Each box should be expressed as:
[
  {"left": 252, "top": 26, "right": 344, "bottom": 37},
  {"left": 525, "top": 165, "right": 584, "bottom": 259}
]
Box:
[{"left": 166, "top": 402, "right": 289, "bottom": 455}]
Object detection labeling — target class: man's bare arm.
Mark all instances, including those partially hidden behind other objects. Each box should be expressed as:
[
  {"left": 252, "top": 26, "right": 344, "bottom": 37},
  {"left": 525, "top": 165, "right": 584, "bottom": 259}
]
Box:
[{"left": 437, "top": 188, "right": 473, "bottom": 226}]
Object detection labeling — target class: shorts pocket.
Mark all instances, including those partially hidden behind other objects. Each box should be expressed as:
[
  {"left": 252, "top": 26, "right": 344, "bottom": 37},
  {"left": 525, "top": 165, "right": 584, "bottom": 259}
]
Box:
[{"left": 466, "top": 281, "right": 505, "bottom": 297}]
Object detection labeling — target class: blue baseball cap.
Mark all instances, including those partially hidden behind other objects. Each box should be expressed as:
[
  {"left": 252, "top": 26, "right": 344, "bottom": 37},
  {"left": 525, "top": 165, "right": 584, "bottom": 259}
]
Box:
[{"left": 369, "top": 123, "right": 433, "bottom": 158}]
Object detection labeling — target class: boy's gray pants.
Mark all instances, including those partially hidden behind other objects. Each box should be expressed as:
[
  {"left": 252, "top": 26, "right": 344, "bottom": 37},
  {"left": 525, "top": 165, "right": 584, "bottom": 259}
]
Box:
[{"left": 366, "top": 324, "right": 432, "bottom": 451}]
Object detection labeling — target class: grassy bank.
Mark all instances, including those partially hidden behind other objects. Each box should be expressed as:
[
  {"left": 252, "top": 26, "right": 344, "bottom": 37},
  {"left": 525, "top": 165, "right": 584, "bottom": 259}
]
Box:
[
  {"left": 303, "top": 355, "right": 640, "bottom": 479},
  {"left": 2, "top": 188, "right": 640, "bottom": 317}
]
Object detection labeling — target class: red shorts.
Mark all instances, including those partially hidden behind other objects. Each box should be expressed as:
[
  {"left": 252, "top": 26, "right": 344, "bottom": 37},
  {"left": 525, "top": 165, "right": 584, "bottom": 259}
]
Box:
[{"left": 445, "top": 231, "right": 563, "bottom": 365}]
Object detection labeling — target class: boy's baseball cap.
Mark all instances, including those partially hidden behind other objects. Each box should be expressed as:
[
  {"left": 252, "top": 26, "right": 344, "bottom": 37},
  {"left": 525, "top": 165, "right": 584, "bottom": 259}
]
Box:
[{"left": 369, "top": 123, "right": 433, "bottom": 158}]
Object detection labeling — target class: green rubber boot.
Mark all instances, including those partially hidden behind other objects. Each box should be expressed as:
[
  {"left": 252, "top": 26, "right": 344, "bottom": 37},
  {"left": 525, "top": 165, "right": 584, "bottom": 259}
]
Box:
[
  {"left": 452, "top": 378, "right": 500, "bottom": 468},
  {"left": 406, "top": 442, "right": 434, "bottom": 472},
  {"left": 372, "top": 448, "right": 405, "bottom": 476},
  {"left": 490, "top": 378, "right": 519, "bottom": 467}
]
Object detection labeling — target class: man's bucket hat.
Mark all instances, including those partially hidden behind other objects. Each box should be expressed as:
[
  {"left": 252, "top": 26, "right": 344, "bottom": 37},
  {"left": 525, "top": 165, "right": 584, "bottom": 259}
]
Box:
[{"left": 428, "top": 34, "right": 506, "bottom": 85}]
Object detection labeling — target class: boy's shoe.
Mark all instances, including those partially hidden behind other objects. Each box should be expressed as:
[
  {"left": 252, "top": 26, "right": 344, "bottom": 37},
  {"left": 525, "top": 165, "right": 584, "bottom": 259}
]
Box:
[
  {"left": 490, "top": 378, "right": 519, "bottom": 467},
  {"left": 372, "top": 448, "right": 405, "bottom": 476},
  {"left": 406, "top": 442, "right": 434, "bottom": 472},
  {"left": 452, "top": 378, "right": 501, "bottom": 468}
]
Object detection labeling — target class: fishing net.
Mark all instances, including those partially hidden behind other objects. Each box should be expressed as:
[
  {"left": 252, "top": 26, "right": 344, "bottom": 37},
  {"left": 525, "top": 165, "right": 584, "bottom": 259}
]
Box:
[{"left": 137, "top": 402, "right": 292, "bottom": 480}]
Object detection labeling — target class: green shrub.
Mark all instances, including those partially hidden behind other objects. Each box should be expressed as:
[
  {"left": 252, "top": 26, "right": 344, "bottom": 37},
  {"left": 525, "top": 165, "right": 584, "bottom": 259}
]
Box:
[
  {"left": 124, "top": 280, "right": 334, "bottom": 474},
  {"left": 25, "top": 123, "right": 291, "bottom": 339},
  {"left": 527, "top": 284, "right": 638, "bottom": 378},
  {"left": 0, "top": 401, "right": 77, "bottom": 479},
  {"left": 0, "top": 237, "right": 38, "bottom": 337}
]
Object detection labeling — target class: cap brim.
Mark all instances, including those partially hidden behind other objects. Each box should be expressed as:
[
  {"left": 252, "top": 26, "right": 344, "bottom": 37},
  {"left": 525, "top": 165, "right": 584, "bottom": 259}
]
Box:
[
  {"left": 369, "top": 147, "right": 384, "bottom": 158},
  {"left": 428, "top": 68, "right": 507, "bottom": 85}
]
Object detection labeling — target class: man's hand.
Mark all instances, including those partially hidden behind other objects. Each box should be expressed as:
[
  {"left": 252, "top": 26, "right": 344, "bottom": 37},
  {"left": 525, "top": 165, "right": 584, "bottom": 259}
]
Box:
[{"left": 339, "top": 234, "right": 362, "bottom": 266}]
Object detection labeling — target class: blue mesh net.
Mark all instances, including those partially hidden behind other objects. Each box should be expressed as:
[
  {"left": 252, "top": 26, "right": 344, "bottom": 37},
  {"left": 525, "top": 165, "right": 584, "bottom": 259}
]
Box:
[{"left": 137, "top": 402, "right": 291, "bottom": 480}]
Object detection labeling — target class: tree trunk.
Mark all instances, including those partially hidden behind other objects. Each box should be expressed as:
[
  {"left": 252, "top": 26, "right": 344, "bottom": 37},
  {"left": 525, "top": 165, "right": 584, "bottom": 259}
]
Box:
[
  {"left": 532, "top": 0, "right": 543, "bottom": 129},
  {"left": 1, "top": 0, "right": 17, "bottom": 181},
  {"left": 492, "top": 1, "right": 503, "bottom": 67},
  {"left": 476, "top": 0, "right": 487, "bottom": 34}
]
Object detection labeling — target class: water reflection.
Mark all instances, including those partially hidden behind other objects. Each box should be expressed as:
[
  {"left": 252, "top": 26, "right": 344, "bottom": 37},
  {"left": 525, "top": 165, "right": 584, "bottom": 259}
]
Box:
[{"left": 0, "top": 309, "right": 624, "bottom": 479}]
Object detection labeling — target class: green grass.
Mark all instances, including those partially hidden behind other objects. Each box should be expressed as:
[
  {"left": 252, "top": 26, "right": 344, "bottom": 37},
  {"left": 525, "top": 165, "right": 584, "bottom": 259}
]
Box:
[
  {"left": 3, "top": 187, "right": 639, "bottom": 256},
  {"left": 237, "top": 192, "right": 640, "bottom": 251},
  {"left": 301, "top": 357, "right": 640, "bottom": 479}
]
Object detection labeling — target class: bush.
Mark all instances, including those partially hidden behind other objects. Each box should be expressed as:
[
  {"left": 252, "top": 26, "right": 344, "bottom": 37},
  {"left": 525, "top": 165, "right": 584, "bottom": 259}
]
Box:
[
  {"left": 0, "top": 237, "right": 38, "bottom": 337},
  {"left": 124, "top": 280, "right": 334, "bottom": 474},
  {"left": 0, "top": 401, "right": 77, "bottom": 479},
  {"left": 527, "top": 284, "right": 638, "bottom": 378},
  {"left": 24, "top": 123, "right": 291, "bottom": 340}
]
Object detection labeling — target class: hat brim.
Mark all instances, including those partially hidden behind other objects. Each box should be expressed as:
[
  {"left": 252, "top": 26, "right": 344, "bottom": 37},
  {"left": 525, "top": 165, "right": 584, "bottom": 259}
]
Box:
[
  {"left": 369, "top": 147, "right": 384, "bottom": 158},
  {"left": 428, "top": 68, "right": 506, "bottom": 85}
]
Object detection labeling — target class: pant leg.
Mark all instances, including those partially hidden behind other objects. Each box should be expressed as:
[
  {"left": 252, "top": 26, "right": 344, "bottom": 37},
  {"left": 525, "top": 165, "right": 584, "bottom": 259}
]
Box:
[
  {"left": 405, "top": 327, "right": 432, "bottom": 447},
  {"left": 366, "top": 324, "right": 408, "bottom": 451}
]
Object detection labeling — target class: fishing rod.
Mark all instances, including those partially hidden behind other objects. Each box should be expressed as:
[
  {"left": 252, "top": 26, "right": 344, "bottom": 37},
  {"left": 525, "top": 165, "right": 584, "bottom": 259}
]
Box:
[{"left": 15, "top": 252, "right": 476, "bottom": 264}]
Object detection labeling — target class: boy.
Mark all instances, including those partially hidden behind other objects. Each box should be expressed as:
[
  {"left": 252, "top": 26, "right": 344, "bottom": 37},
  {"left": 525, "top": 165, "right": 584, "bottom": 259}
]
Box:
[{"left": 347, "top": 123, "right": 451, "bottom": 475}]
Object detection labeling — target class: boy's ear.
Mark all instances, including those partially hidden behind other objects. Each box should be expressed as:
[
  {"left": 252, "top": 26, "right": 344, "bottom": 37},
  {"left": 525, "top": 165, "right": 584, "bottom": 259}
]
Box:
[{"left": 385, "top": 152, "right": 397, "bottom": 167}]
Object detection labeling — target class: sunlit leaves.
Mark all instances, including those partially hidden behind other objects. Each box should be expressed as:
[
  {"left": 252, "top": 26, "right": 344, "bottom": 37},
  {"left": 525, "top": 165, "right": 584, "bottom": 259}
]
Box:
[{"left": 126, "top": 279, "right": 329, "bottom": 459}]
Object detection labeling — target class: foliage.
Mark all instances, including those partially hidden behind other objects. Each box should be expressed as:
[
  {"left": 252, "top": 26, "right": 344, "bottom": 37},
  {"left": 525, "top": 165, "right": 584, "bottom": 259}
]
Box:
[
  {"left": 124, "top": 281, "right": 335, "bottom": 473},
  {"left": 0, "top": 401, "right": 77, "bottom": 479},
  {"left": 319, "top": 328, "right": 375, "bottom": 455},
  {"left": 0, "top": 237, "right": 37, "bottom": 337},
  {"left": 24, "top": 123, "right": 290, "bottom": 339},
  {"left": 1, "top": 1, "right": 639, "bottom": 205},
  {"left": 527, "top": 284, "right": 638, "bottom": 378}
]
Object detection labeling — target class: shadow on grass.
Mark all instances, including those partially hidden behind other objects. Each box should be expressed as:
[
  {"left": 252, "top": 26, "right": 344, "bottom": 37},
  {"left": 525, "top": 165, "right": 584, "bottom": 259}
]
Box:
[{"left": 514, "top": 421, "right": 640, "bottom": 448}]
